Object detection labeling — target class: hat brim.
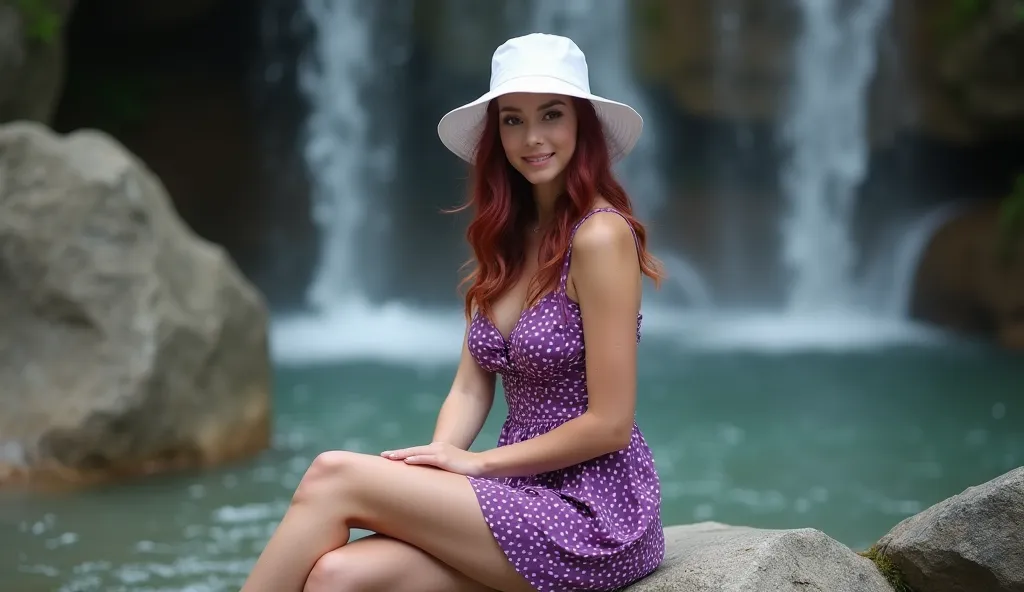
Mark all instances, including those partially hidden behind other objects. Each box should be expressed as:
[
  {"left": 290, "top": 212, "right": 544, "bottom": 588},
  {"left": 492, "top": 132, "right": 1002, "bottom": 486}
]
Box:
[{"left": 436, "top": 75, "right": 643, "bottom": 164}]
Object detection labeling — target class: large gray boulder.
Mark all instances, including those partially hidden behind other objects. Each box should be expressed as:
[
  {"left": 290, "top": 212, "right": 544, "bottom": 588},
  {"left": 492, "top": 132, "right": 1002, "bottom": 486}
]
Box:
[
  {"left": 876, "top": 466, "right": 1024, "bottom": 592},
  {"left": 627, "top": 522, "right": 893, "bottom": 592},
  {"left": 0, "top": 121, "right": 271, "bottom": 489}
]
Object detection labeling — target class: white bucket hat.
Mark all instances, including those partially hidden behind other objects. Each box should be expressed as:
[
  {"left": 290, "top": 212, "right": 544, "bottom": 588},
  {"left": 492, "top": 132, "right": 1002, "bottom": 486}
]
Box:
[{"left": 436, "top": 33, "right": 644, "bottom": 164}]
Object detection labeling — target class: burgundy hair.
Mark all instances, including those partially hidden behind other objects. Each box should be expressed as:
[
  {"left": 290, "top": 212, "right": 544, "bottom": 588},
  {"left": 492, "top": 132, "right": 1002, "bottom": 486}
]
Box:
[{"left": 450, "top": 97, "right": 662, "bottom": 319}]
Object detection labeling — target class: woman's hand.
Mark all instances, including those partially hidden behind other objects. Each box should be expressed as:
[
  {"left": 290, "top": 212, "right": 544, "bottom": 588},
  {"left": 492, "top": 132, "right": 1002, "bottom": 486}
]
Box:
[{"left": 381, "top": 442, "right": 486, "bottom": 477}]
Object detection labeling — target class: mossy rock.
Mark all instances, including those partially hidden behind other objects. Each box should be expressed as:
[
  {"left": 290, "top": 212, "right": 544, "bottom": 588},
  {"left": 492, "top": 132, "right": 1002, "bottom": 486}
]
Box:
[
  {"left": 858, "top": 545, "right": 916, "bottom": 592},
  {"left": 13, "top": 0, "right": 61, "bottom": 44}
]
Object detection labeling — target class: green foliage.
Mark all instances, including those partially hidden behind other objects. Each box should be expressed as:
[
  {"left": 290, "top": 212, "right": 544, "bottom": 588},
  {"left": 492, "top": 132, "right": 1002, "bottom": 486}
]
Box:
[
  {"left": 13, "top": 0, "right": 60, "bottom": 44},
  {"left": 858, "top": 545, "right": 916, "bottom": 592},
  {"left": 635, "top": 0, "right": 667, "bottom": 33},
  {"left": 938, "top": 0, "right": 990, "bottom": 40},
  {"left": 954, "top": 0, "right": 990, "bottom": 22},
  {"left": 997, "top": 173, "right": 1024, "bottom": 265},
  {"left": 60, "top": 66, "right": 154, "bottom": 133},
  {"left": 938, "top": 0, "right": 1024, "bottom": 42}
]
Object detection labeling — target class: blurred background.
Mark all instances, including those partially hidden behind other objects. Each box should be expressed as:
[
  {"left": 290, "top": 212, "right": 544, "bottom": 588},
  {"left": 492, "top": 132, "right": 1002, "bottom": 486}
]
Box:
[{"left": 1, "top": 0, "right": 1022, "bottom": 589}]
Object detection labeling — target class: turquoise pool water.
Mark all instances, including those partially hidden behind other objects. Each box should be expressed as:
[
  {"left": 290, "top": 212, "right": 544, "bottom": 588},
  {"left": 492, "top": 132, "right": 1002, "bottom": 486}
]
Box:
[{"left": 3, "top": 326, "right": 1021, "bottom": 591}]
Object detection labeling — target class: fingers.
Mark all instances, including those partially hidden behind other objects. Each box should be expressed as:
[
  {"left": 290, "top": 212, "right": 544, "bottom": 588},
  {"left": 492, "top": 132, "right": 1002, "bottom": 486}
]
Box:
[
  {"left": 381, "top": 447, "right": 414, "bottom": 459},
  {"left": 383, "top": 450, "right": 446, "bottom": 470},
  {"left": 381, "top": 443, "right": 437, "bottom": 460},
  {"left": 379, "top": 445, "right": 463, "bottom": 474}
]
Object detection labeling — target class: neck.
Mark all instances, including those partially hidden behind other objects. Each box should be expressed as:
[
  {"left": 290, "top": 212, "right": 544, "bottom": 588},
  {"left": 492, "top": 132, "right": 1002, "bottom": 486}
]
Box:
[{"left": 532, "top": 178, "right": 564, "bottom": 228}]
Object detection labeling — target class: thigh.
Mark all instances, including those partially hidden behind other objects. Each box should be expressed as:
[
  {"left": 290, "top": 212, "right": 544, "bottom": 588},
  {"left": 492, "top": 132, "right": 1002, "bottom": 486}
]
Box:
[
  {"left": 306, "top": 451, "right": 535, "bottom": 592},
  {"left": 305, "top": 534, "right": 493, "bottom": 592}
]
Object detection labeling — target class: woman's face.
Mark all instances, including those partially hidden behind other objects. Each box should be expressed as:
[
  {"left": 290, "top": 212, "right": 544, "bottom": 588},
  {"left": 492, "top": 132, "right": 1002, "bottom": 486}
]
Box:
[{"left": 496, "top": 92, "right": 578, "bottom": 190}]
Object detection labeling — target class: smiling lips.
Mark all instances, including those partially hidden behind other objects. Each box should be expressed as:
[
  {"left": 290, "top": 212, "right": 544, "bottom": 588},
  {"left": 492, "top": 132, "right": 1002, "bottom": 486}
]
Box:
[{"left": 524, "top": 153, "right": 554, "bottom": 166}]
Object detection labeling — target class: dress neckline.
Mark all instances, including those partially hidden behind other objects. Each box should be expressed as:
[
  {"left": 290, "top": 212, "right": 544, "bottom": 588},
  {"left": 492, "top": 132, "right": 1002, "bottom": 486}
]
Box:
[{"left": 474, "top": 207, "right": 623, "bottom": 344}]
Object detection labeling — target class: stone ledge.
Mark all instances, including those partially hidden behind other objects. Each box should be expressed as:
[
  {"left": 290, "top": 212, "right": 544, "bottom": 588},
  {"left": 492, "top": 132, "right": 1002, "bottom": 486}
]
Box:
[{"left": 629, "top": 467, "right": 1023, "bottom": 592}]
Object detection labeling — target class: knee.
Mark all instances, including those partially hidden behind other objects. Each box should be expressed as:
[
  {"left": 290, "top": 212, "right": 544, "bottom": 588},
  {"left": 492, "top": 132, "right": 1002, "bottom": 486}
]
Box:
[
  {"left": 304, "top": 549, "right": 382, "bottom": 592},
  {"left": 294, "top": 450, "right": 359, "bottom": 504}
]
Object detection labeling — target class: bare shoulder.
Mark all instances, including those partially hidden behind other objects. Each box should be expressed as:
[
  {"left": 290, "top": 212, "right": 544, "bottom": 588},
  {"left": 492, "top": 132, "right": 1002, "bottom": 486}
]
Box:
[
  {"left": 569, "top": 210, "right": 641, "bottom": 305},
  {"left": 571, "top": 210, "right": 639, "bottom": 264}
]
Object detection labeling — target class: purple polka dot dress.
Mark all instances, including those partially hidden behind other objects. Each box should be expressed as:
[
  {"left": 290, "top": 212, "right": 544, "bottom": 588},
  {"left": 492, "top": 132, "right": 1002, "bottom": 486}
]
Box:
[{"left": 465, "top": 208, "right": 665, "bottom": 591}]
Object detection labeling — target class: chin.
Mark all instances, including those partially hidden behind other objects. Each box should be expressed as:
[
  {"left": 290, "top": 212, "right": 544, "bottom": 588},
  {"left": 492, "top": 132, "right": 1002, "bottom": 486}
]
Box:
[
  {"left": 523, "top": 171, "right": 561, "bottom": 186},
  {"left": 518, "top": 163, "right": 566, "bottom": 186}
]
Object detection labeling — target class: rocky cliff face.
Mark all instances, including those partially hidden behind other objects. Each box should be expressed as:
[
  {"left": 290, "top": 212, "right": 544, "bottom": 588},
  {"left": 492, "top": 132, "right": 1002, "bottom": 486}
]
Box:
[
  {"left": 632, "top": 0, "right": 1024, "bottom": 146},
  {"left": 903, "top": 0, "right": 1024, "bottom": 144},
  {"left": 628, "top": 0, "right": 1024, "bottom": 348},
  {"left": 911, "top": 200, "right": 1024, "bottom": 350}
]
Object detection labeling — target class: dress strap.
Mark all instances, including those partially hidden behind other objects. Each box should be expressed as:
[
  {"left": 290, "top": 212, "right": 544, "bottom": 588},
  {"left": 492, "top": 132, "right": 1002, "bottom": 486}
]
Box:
[{"left": 558, "top": 207, "right": 639, "bottom": 295}]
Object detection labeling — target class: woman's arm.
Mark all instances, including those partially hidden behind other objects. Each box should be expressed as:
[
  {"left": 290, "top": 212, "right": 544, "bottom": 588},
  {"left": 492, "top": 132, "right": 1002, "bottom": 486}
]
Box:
[
  {"left": 431, "top": 323, "right": 497, "bottom": 450},
  {"left": 475, "top": 212, "right": 641, "bottom": 478}
]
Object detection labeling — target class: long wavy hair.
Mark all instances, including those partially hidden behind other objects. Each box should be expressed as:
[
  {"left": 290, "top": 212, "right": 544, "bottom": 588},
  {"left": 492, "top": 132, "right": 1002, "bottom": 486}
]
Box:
[{"left": 449, "top": 96, "right": 663, "bottom": 320}]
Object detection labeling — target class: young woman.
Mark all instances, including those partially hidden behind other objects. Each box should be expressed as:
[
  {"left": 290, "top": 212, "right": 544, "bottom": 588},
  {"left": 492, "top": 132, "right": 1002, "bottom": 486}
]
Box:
[{"left": 240, "top": 33, "right": 666, "bottom": 592}]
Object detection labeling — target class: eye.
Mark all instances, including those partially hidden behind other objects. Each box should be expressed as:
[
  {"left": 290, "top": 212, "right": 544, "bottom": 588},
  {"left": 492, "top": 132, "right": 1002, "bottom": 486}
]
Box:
[
  {"left": 543, "top": 110, "right": 563, "bottom": 121},
  {"left": 502, "top": 115, "right": 522, "bottom": 126}
]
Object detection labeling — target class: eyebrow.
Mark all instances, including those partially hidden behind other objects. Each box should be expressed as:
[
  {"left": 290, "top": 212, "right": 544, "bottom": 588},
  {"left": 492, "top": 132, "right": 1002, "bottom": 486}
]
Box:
[{"left": 499, "top": 99, "right": 566, "bottom": 113}]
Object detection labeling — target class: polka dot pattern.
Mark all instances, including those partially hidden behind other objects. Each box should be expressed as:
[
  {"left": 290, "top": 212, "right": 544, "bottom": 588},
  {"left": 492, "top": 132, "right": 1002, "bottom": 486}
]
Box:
[{"left": 466, "top": 208, "right": 665, "bottom": 591}]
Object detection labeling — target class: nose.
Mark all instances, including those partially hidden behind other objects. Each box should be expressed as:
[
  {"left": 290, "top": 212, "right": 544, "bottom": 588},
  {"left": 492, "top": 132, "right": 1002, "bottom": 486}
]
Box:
[{"left": 525, "top": 121, "right": 543, "bottom": 147}]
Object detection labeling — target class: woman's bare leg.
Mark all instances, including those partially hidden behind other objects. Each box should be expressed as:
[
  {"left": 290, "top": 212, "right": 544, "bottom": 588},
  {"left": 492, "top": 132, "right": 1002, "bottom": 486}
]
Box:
[
  {"left": 303, "top": 534, "right": 495, "bottom": 592},
  {"left": 239, "top": 451, "right": 533, "bottom": 592}
]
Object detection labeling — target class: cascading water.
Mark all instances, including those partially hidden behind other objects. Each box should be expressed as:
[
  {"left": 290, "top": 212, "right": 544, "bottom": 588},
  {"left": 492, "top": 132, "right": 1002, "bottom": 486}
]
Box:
[
  {"left": 299, "top": 0, "right": 379, "bottom": 310},
  {"left": 527, "top": 0, "right": 713, "bottom": 308},
  {"left": 778, "top": 0, "right": 891, "bottom": 313},
  {"left": 274, "top": 0, "right": 470, "bottom": 365},
  {"left": 708, "top": 0, "right": 759, "bottom": 306},
  {"left": 272, "top": 0, "right": 718, "bottom": 365},
  {"left": 272, "top": 0, "right": 947, "bottom": 365},
  {"left": 645, "top": 0, "right": 949, "bottom": 351},
  {"left": 528, "top": 0, "right": 661, "bottom": 219}
]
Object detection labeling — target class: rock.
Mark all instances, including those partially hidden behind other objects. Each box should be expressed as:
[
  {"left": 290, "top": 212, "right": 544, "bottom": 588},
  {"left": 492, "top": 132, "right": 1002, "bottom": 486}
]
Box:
[
  {"left": 0, "top": 121, "right": 271, "bottom": 489},
  {"left": 629, "top": 0, "right": 914, "bottom": 147},
  {"left": 875, "top": 467, "right": 1024, "bottom": 592},
  {"left": 0, "top": 0, "right": 76, "bottom": 124},
  {"left": 910, "top": 201, "right": 1024, "bottom": 350},
  {"left": 625, "top": 522, "right": 893, "bottom": 592},
  {"left": 630, "top": 0, "right": 1024, "bottom": 146},
  {"left": 903, "top": 0, "right": 1024, "bottom": 144},
  {"left": 631, "top": 0, "right": 801, "bottom": 123}
]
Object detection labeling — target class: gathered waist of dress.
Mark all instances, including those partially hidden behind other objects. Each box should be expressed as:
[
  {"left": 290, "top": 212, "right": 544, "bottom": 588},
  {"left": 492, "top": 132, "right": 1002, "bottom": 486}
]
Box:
[
  {"left": 504, "top": 409, "right": 585, "bottom": 426},
  {"left": 503, "top": 410, "right": 642, "bottom": 431}
]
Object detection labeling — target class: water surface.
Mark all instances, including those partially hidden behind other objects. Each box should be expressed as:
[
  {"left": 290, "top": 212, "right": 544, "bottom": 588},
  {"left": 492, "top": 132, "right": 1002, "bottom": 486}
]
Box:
[{"left": 4, "top": 338, "right": 1021, "bottom": 591}]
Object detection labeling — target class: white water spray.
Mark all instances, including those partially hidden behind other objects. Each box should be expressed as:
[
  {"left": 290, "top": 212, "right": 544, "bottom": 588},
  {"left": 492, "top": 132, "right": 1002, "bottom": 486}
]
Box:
[
  {"left": 275, "top": 0, "right": 468, "bottom": 366},
  {"left": 299, "top": 0, "right": 378, "bottom": 309},
  {"left": 529, "top": 0, "right": 662, "bottom": 218},
  {"left": 272, "top": 0, "right": 950, "bottom": 365},
  {"left": 779, "top": 0, "right": 891, "bottom": 312},
  {"left": 529, "top": 0, "right": 713, "bottom": 308}
]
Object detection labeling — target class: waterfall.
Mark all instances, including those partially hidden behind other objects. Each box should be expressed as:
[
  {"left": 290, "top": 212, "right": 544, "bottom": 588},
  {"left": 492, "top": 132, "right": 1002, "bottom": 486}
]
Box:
[
  {"left": 528, "top": 0, "right": 662, "bottom": 219},
  {"left": 641, "top": 0, "right": 949, "bottom": 352},
  {"left": 528, "top": 0, "right": 713, "bottom": 308},
  {"left": 297, "top": 0, "right": 413, "bottom": 311},
  {"left": 274, "top": 0, "right": 472, "bottom": 366},
  {"left": 866, "top": 202, "right": 967, "bottom": 317},
  {"left": 778, "top": 0, "right": 891, "bottom": 313},
  {"left": 299, "top": 0, "right": 375, "bottom": 309},
  {"left": 270, "top": 0, "right": 947, "bottom": 365},
  {"left": 709, "top": 0, "right": 757, "bottom": 305}
]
